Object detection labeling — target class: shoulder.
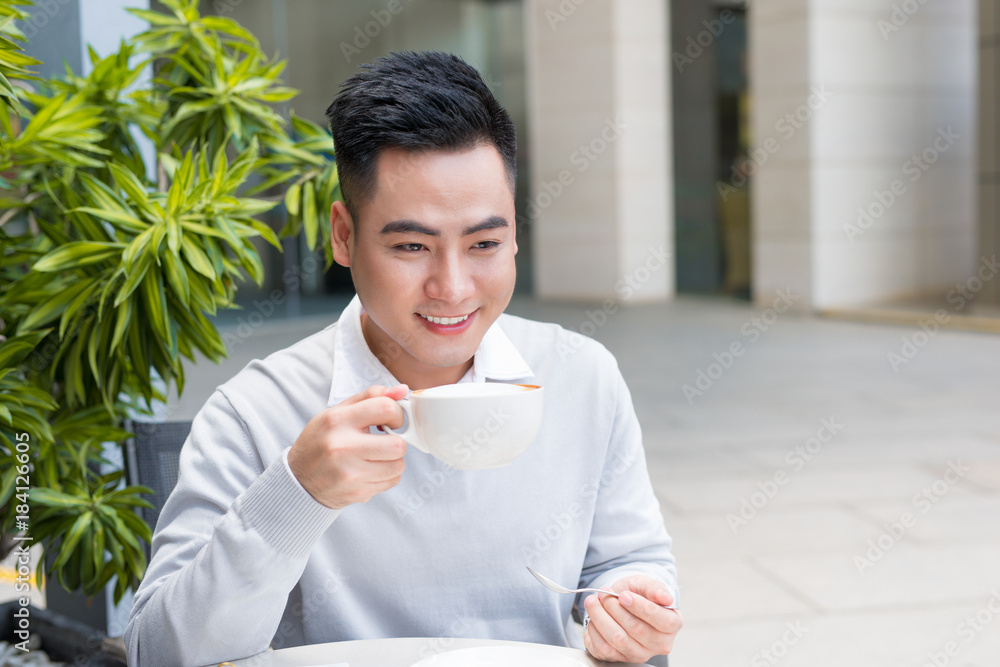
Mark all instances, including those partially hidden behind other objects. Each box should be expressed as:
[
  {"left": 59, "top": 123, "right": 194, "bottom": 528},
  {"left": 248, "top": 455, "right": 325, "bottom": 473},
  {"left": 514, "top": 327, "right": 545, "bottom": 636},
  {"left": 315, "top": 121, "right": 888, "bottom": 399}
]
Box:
[{"left": 216, "top": 322, "right": 338, "bottom": 418}]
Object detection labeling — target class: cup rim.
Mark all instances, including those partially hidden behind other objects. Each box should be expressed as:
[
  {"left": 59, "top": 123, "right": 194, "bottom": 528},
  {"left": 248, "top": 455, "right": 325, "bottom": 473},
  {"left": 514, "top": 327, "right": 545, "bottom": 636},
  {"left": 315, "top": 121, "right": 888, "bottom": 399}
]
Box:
[{"left": 411, "top": 383, "right": 542, "bottom": 397}]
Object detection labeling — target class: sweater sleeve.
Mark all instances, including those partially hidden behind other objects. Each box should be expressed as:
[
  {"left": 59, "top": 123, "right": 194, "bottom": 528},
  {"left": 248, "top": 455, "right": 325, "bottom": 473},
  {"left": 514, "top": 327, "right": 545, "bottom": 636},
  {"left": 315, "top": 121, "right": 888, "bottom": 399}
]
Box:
[
  {"left": 124, "top": 389, "right": 340, "bottom": 667},
  {"left": 576, "top": 362, "right": 679, "bottom": 616}
]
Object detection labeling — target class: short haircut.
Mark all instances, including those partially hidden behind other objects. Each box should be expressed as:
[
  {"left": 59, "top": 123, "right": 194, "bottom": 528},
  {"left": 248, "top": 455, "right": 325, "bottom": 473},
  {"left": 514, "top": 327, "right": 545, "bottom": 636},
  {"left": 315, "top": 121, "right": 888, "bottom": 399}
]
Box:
[{"left": 325, "top": 51, "right": 517, "bottom": 223}]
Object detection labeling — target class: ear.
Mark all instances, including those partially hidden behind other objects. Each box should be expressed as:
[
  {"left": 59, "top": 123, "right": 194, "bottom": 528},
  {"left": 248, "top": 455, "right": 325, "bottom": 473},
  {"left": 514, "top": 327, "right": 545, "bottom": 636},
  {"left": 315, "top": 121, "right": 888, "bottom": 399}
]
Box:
[
  {"left": 331, "top": 200, "right": 354, "bottom": 268},
  {"left": 511, "top": 204, "right": 518, "bottom": 256}
]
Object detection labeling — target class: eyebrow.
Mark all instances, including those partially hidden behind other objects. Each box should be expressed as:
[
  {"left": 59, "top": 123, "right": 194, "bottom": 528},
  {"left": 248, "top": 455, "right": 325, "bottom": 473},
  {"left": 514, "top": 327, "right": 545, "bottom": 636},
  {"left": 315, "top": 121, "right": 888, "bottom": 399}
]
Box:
[{"left": 379, "top": 216, "right": 509, "bottom": 237}]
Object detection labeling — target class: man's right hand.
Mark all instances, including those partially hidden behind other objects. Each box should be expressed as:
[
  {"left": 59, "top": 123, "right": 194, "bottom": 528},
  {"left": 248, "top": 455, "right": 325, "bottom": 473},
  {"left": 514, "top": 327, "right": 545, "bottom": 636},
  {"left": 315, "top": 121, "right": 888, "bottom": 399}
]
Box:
[{"left": 288, "top": 384, "right": 409, "bottom": 510}]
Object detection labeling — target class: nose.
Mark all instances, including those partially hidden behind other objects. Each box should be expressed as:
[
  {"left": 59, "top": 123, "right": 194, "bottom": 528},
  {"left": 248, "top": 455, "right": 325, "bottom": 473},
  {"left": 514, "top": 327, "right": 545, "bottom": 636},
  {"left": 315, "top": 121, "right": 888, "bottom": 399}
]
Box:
[{"left": 425, "top": 250, "right": 475, "bottom": 304}]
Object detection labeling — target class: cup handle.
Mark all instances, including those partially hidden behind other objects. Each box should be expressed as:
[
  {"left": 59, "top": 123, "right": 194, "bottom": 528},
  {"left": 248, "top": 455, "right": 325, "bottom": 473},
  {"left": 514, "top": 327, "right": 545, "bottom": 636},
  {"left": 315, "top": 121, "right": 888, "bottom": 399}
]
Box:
[{"left": 378, "top": 398, "right": 429, "bottom": 454}]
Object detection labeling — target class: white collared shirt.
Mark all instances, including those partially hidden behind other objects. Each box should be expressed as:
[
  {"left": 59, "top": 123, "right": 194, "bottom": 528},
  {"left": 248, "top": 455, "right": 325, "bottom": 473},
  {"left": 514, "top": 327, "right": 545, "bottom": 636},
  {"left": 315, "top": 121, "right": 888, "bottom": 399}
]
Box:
[
  {"left": 126, "top": 296, "right": 677, "bottom": 667},
  {"left": 328, "top": 295, "right": 535, "bottom": 405}
]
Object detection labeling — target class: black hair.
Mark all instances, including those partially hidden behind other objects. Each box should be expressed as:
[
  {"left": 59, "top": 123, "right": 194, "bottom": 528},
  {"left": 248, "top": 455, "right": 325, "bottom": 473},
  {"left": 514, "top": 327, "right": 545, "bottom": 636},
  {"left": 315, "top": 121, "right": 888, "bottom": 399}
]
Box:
[{"left": 325, "top": 50, "right": 517, "bottom": 222}]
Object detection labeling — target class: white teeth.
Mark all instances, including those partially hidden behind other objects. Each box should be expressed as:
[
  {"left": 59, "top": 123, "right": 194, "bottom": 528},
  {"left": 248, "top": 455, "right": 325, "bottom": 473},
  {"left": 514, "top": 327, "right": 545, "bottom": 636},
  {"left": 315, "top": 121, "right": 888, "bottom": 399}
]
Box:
[{"left": 419, "top": 313, "right": 470, "bottom": 325}]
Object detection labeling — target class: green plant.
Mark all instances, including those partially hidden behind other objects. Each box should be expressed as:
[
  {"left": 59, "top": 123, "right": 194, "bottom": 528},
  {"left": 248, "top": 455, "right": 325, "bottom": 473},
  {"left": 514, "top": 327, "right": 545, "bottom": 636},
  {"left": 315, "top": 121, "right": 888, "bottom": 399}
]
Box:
[{"left": 0, "top": 0, "right": 340, "bottom": 602}]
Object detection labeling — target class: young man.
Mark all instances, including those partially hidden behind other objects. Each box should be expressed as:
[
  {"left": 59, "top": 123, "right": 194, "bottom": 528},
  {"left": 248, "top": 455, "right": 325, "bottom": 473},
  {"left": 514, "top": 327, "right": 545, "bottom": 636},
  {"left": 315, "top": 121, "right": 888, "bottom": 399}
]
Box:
[{"left": 125, "top": 51, "right": 680, "bottom": 666}]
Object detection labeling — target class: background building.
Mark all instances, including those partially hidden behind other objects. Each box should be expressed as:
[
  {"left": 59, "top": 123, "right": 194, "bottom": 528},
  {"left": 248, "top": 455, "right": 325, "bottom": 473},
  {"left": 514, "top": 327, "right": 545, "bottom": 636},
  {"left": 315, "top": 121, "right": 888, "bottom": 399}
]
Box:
[{"left": 21, "top": 0, "right": 999, "bottom": 315}]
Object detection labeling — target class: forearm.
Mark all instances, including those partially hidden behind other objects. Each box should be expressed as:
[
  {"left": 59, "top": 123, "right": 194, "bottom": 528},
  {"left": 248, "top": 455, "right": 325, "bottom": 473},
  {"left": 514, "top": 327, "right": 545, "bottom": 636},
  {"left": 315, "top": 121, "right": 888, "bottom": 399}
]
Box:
[{"left": 125, "top": 452, "right": 340, "bottom": 667}]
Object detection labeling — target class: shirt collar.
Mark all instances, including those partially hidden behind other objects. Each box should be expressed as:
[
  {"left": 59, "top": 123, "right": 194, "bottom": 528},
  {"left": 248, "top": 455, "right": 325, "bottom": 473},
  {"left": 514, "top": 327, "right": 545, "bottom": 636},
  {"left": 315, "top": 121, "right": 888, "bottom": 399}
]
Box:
[{"left": 328, "top": 295, "right": 534, "bottom": 406}]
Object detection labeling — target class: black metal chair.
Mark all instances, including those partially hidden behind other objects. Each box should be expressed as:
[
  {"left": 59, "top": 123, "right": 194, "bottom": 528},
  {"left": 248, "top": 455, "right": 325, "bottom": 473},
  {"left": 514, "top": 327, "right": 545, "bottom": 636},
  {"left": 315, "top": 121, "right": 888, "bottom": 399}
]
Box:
[{"left": 123, "top": 419, "right": 193, "bottom": 561}]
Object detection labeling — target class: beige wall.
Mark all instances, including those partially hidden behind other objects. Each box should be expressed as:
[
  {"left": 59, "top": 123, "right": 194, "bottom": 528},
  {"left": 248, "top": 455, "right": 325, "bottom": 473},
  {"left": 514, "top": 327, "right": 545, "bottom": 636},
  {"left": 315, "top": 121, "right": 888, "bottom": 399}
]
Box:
[
  {"left": 524, "top": 0, "right": 673, "bottom": 303},
  {"left": 751, "top": 0, "right": 979, "bottom": 310},
  {"left": 982, "top": 0, "right": 1000, "bottom": 304}
]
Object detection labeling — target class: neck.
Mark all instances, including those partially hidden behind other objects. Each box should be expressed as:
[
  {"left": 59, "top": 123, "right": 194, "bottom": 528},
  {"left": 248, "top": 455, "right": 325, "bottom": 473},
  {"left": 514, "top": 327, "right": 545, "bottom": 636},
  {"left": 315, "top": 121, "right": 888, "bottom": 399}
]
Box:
[{"left": 360, "top": 312, "right": 474, "bottom": 389}]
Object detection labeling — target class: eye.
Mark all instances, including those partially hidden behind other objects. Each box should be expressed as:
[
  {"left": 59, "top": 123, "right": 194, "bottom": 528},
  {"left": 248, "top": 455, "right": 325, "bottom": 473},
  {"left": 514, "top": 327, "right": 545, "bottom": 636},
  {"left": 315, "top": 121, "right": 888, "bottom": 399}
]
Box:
[
  {"left": 395, "top": 243, "right": 425, "bottom": 252},
  {"left": 474, "top": 241, "right": 499, "bottom": 250}
]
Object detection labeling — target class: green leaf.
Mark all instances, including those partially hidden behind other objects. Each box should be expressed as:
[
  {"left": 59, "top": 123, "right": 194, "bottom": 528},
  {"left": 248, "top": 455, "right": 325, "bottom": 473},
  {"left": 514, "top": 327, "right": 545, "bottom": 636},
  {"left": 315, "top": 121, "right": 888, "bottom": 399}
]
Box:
[
  {"left": 53, "top": 512, "right": 93, "bottom": 571},
  {"left": 284, "top": 182, "right": 301, "bottom": 217},
  {"left": 125, "top": 7, "right": 181, "bottom": 26},
  {"left": 73, "top": 207, "right": 146, "bottom": 233},
  {"left": 30, "top": 487, "right": 90, "bottom": 509},
  {"left": 110, "top": 298, "right": 133, "bottom": 352},
  {"left": 115, "top": 251, "right": 152, "bottom": 307},
  {"left": 18, "top": 280, "right": 92, "bottom": 333},
  {"left": 180, "top": 235, "right": 216, "bottom": 279},
  {"left": 303, "top": 180, "right": 317, "bottom": 250},
  {"left": 32, "top": 242, "right": 124, "bottom": 272}
]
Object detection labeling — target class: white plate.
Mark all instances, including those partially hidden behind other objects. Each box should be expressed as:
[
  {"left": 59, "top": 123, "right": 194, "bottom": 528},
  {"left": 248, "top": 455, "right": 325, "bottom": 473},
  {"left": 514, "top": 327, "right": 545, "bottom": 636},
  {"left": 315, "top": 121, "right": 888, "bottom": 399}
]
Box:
[{"left": 409, "top": 645, "right": 588, "bottom": 667}]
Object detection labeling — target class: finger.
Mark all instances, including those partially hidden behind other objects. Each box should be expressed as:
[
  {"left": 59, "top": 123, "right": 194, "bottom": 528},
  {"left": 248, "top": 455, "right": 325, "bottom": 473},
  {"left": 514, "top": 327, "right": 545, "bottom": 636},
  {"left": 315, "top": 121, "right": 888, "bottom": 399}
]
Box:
[
  {"left": 621, "top": 576, "right": 675, "bottom": 608},
  {"left": 358, "top": 457, "right": 406, "bottom": 483},
  {"left": 617, "top": 589, "right": 682, "bottom": 636},
  {"left": 338, "top": 384, "right": 409, "bottom": 407},
  {"left": 349, "top": 395, "right": 406, "bottom": 431},
  {"left": 602, "top": 594, "right": 672, "bottom": 654},
  {"left": 584, "top": 594, "right": 647, "bottom": 662},
  {"left": 351, "top": 433, "right": 407, "bottom": 462},
  {"left": 584, "top": 615, "right": 628, "bottom": 662}
]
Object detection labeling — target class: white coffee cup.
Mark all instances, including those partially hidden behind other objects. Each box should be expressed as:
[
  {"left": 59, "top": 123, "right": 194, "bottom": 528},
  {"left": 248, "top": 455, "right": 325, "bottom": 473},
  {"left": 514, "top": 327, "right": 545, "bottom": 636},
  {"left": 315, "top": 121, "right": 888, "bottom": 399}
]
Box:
[{"left": 380, "top": 383, "right": 544, "bottom": 470}]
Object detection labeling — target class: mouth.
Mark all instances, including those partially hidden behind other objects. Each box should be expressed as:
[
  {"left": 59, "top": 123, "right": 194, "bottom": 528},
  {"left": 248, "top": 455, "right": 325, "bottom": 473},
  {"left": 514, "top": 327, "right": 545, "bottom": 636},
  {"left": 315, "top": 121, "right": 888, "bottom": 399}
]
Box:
[
  {"left": 417, "top": 313, "right": 472, "bottom": 325},
  {"left": 416, "top": 309, "right": 478, "bottom": 335}
]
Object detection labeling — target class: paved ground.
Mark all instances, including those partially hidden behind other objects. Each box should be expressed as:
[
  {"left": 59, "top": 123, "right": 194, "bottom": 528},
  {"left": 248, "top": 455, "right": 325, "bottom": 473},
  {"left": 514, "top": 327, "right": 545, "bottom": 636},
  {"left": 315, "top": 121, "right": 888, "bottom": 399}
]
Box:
[{"left": 6, "top": 293, "right": 1000, "bottom": 665}]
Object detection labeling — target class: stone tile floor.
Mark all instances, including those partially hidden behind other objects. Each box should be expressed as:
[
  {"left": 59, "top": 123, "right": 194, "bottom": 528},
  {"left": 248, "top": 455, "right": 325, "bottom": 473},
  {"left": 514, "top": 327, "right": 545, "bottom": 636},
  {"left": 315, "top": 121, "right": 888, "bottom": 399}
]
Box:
[{"left": 5, "top": 293, "right": 999, "bottom": 666}]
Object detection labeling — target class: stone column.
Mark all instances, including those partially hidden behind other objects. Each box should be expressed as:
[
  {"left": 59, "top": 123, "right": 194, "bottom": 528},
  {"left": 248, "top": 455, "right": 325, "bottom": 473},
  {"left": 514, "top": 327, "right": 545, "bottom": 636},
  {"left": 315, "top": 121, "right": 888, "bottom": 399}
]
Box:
[
  {"left": 981, "top": 0, "right": 1000, "bottom": 304},
  {"left": 751, "top": 0, "right": 979, "bottom": 310},
  {"left": 525, "top": 0, "right": 674, "bottom": 303}
]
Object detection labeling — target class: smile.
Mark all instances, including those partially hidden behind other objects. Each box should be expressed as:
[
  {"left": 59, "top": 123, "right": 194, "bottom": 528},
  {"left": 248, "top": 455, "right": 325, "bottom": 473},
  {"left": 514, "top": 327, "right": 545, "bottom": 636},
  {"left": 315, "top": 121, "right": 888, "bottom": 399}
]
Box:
[{"left": 417, "top": 313, "right": 472, "bottom": 325}]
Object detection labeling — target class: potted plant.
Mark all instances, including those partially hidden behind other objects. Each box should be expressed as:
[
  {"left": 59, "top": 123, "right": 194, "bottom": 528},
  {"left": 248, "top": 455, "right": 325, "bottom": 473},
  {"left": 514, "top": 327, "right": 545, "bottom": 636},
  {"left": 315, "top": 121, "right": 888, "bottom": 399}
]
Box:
[{"left": 0, "top": 0, "right": 339, "bottom": 612}]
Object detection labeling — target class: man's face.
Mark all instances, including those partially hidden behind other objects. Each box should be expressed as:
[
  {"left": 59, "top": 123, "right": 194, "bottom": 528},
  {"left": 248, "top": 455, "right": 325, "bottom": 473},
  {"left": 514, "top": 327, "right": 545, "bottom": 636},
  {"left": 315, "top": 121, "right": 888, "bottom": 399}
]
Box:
[{"left": 331, "top": 144, "right": 517, "bottom": 387}]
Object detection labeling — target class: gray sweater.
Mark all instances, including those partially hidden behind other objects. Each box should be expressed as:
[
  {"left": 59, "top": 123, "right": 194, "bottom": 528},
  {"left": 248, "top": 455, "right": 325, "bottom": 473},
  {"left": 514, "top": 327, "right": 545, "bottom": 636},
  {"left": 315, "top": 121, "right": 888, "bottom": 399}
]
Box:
[{"left": 125, "top": 298, "right": 677, "bottom": 666}]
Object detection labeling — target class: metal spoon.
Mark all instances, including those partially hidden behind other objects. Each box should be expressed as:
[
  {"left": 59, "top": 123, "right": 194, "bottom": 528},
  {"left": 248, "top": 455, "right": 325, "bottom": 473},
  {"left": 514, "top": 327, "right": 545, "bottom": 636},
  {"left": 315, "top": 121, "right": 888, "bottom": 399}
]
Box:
[{"left": 526, "top": 566, "right": 678, "bottom": 610}]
